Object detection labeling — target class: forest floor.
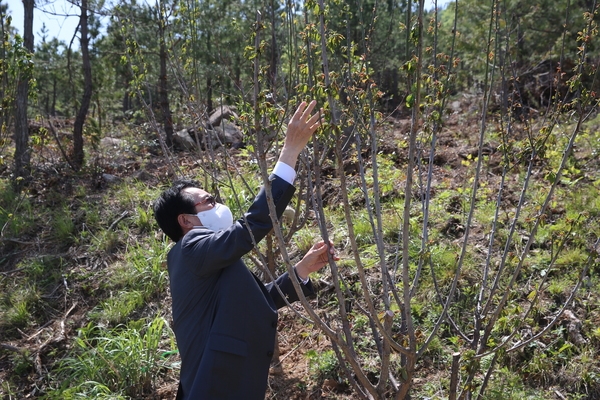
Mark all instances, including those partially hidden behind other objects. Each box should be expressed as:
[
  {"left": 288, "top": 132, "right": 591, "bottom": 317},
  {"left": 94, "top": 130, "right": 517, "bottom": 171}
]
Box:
[{"left": 1, "top": 93, "right": 599, "bottom": 399}]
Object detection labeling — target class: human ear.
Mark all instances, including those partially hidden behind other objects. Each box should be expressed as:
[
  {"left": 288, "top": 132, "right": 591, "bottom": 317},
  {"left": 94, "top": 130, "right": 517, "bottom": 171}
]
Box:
[{"left": 177, "top": 214, "right": 193, "bottom": 228}]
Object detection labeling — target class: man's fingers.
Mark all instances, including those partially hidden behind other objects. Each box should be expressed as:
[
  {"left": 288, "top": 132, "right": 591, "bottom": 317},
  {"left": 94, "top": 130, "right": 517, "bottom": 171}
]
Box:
[
  {"left": 292, "top": 100, "right": 319, "bottom": 123},
  {"left": 290, "top": 101, "right": 306, "bottom": 122},
  {"left": 300, "top": 100, "right": 317, "bottom": 121},
  {"left": 307, "top": 109, "right": 324, "bottom": 130}
]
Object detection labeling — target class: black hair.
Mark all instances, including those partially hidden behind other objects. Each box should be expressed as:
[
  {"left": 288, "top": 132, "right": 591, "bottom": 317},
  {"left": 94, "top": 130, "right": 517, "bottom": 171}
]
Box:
[{"left": 153, "top": 179, "right": 200, "bottom": 242}]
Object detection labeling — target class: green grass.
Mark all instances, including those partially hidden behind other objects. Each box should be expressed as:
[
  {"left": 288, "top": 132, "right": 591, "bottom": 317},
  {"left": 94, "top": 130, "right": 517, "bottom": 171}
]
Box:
[
  {"left": 52, "top": 205, "right": 76, "bottom": 245},
  {"left": 0, "top": 172, "right": 177, "bottom": 396},
  {"left": 0, "top": 181, "right": 35, "bottom": 238},
  {"left": 307, "top": 349, "right": 341, "bottom": 381},
  {"left": 92, "top": 290, "right": 145, "bottom": 325},
  {"left": 0, "top": 283, "right": 40, "bottom": 335},
  {"left": 90, "top": 229, "right": 122, "bottom": 253},
  {"left": 483, "top": 366, "right": 553, "bottom": 400},
  {"left": 47, "top": 317, "right": 175, "bottom": 399},
  {"left": 134, "top": 204, "right": 154, "bottom": 233},
  {"left": 89, "top": 236, "right": 170, "bottom": 324},
  {"left": 352, "top": 215, "right": 376, "bottom": 246},
  {"left": 294, "top": 227, "right": 320, "bottom": 254}
]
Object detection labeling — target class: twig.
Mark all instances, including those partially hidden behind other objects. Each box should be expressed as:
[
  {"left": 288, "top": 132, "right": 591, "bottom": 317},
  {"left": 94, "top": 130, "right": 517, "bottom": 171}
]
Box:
[
  {"left": 271, "top": 337, "right": 308, "bottom": 367},
  {"left": 4, "top": 239, "right": 36, "bottom": 245},
  {"left": 34, "top": 352, "right": 44, "bottom": 375},
  {"left": 46, "top": 117, "right": 77, "bottom": 171},
  {"left": 41, "top": 284, "right": 62, "bottom": 299},
  {"left": 0, "top": 343, "right": 26, "bottom": 354},
  {"left": 26, "top": 320, "right": 54, "bottom": 341},
  {"left": 318, "top": 278, "right": 334, "bottom": 291},
  {"left": 20, "top": 302, "right": 78, "bottom": 351},
  {"left": 554, "top": 389, "right": 567, "bottom": 400},
  {"left": 108, "top": 211, "right": 129, "bottom": 231},
  {"left": 56, "top": 302, "right": 78, "bottom": 342},
  {"left": 0, "top": 267, "right": 26, "bottom": 276}
]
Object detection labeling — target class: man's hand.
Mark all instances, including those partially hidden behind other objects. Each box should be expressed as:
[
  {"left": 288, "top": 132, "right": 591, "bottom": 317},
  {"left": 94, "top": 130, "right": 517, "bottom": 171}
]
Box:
[
  {"left": 278, "top": 100, "right": 323, "bottom": 168},
  {"left": 295, "top": 240, "right": 339, "bottom": 281}
]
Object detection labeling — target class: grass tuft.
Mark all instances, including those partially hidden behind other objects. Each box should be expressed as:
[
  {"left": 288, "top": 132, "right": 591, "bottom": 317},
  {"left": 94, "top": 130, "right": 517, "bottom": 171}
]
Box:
[{"left": 49, "top": 317, "right": 175, "bottom": 399}]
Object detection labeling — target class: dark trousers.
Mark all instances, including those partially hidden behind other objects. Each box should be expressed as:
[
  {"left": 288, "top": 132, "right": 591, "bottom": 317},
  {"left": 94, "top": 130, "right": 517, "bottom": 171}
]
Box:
[{"left": 176, "top": 382, "right": 183, "bottom": 400}]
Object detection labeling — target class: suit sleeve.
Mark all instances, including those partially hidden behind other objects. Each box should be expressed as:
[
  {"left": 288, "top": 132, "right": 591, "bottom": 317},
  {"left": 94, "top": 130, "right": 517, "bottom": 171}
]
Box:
[
  {"left": 265, "top": 271, "right": 316, "bottom": 309},
  {"left": 181, "top": 175, "right": 296, "bottom": 276}
]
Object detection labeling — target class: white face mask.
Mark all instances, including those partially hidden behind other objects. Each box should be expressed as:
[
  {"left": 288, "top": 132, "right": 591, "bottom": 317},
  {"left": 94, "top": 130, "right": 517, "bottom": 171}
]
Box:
[{"left": 196, "top": 203, "right": 234, "bottom": 231}]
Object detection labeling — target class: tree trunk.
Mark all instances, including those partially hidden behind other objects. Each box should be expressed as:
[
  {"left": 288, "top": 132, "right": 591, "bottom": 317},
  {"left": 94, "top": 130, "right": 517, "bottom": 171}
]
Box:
[
  {"left": 72, "top": 0, "right": 93, "bottom": 170},
  {"left": 268, "top": 0, "right": 278, "bottom": 93},
  {"left": 158, "top": 0, "right": 173, "bottom": 147},
  {"left": 122, "top": 90, "right": 131, "bottom": 112},
  {"left": 206, "top": 31, "right": 212, "bottom": 113},
  {"left": 52, "top": 78, "right": 57, "bottom": 116},
  {"left": 13, "top": 0, "right": 34, "bottom": 185}
]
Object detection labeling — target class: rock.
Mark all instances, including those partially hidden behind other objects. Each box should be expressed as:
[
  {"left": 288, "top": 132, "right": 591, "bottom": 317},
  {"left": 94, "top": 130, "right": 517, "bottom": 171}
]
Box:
[
  {"left": 102, "top": 173, "right": 120, "bottom": 184},
  {"left": 100, "top": 137, "right": 125, "bottom": 148},
  {"left": 440, "top": 217, "right": 465, "bottom": 238},
  {"left": 133, "top": 170, "right": 153, "bottom": 182},
  {"left": 174, "top": 128, "right": 197, "bottom": 151},
  {"left": 269, "top": 364, "right": 284, "bottom": 375},
  {"left": 322, "top": 378, "right": 341, "bottom": 390},
  {"left": 208, "top": 105, "right": 238, "bottom": 127},
  {"left": 451, "top": 100, "right": 461, "bottom": 112},
  {"left": 197, "top": 128, "right": 225, "bottom": 149},
  {"left": 213, "top": 120, "right": 244, "bottom": 149},
  {"left": 282, "top": 206, "right": 296, "bottom": 225},
  {"left": 563, "top": 310, "right": 586, "bottom": 345},
  {"left": 174, "top": 120, "right": 244, "bottom": 151}
]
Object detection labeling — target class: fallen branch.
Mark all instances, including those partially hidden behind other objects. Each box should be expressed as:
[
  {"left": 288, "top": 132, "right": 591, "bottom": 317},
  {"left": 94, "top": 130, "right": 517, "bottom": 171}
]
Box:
[
  {"left": 272, "top": 336, "right": 309, "bottom": 367},
  {"left": 26, "top": 320, "right": 54, "bottom": 342},
  {"left": 46, "top": 117, "right": 77, "bottom": 171},
  {"left": 4, "top": 239, "right": 36, "bottom": 245},
  {"left": 0, "top": 267, "right": 26, "bottom": 276},
  {"left": 109, "top": 211, "right": 129, "bottom": 231},
  {"left": 1, "top": 302, "right": 78, "bottom": 366},
  {"left": 554, "top": 389, "right": 567, "bottom": 400},
  {"left": 0, "top": 343, "right": 26, "bottom": 354}
]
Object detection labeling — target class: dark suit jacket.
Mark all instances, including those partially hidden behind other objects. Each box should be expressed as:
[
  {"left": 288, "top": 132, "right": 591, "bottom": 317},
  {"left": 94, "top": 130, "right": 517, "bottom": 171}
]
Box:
[{"left": 167, "top": 175, "right": 315, "bottom": 400}]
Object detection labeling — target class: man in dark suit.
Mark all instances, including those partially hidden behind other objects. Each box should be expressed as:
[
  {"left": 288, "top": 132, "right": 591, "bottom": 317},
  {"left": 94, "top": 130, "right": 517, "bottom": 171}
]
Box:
[{"left": 154, "top": 100, "right": 336, "bottom": 399}]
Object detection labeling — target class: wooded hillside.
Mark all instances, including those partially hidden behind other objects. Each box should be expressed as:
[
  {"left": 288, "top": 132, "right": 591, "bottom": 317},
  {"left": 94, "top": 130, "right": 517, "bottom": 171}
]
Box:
[{"left": 1, "top": 0, "right": 599, "bottom": 398}]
